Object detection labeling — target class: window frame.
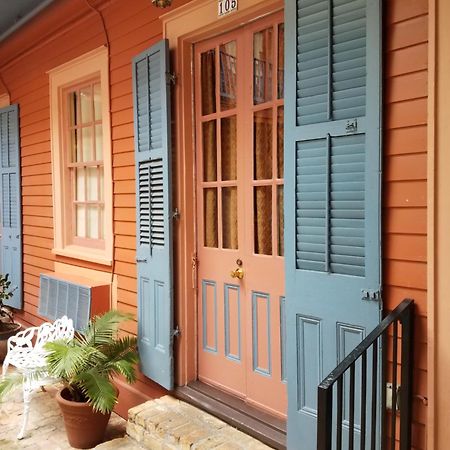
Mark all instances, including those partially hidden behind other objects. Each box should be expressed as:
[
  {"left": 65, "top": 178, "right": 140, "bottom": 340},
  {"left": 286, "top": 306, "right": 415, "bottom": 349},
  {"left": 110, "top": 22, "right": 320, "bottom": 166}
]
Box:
[{"left": 49, "top": 47, "right": 113, "bottom": 265}]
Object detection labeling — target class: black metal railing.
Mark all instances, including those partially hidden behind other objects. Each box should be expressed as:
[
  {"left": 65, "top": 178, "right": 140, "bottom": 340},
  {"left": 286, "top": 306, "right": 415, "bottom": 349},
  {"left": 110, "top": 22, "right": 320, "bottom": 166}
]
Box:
[{"left": 317, "top": 299, "right": 414, "bottom": 450}]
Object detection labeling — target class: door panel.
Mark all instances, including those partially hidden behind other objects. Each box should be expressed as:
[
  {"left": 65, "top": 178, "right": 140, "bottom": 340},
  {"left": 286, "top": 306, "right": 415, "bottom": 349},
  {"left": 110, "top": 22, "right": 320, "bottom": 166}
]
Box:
[{"left": 196, "top": 13, "right": 286, "bottom": 417}]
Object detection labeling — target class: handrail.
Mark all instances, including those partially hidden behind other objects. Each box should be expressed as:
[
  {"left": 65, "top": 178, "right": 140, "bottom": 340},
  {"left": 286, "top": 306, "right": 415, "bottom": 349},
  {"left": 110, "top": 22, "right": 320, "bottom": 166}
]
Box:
[{"left": 317, "top": 299, "right": 414, "bottom": 450}]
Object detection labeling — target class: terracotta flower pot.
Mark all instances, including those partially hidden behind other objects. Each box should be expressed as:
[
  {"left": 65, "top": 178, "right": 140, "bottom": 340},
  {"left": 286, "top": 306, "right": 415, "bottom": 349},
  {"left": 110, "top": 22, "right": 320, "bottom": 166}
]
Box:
[
  {"left": 0, "top": 322, "right": 21, "bottom": 362},
  {"left": 56, "top": 387, "right": 112, "bottom": 449}
]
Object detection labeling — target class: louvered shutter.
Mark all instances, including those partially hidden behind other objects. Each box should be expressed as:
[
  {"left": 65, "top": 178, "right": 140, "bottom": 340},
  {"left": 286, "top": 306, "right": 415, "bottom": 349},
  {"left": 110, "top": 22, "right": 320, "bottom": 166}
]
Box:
[
  {"left": 285, "top": 0, "right": 382, "bottom": 447},
  {"left": 132, "top": 40, "right": 174, "bottom": 390},
  {"left": 0, "top": 105, "right": 22, "bottom": 309}
]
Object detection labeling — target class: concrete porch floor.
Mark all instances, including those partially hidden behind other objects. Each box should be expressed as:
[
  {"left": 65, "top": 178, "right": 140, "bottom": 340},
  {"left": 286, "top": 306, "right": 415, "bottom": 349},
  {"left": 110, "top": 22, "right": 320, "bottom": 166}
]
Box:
[
  {"left": 0, "top": 384, "right": 127, "bottom": 449},
  {"left": 0, "top": 383, "right": 273, "bottom": 449}
]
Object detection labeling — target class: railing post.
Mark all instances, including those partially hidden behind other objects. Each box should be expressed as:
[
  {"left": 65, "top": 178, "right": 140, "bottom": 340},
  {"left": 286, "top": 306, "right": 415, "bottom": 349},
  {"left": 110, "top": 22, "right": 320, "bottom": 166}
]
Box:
[
  {"left": 399, "top": 300, "right": 414, "bottom": 450},
  {"left": 317, "top": 384, "right": 333, "bottom": 450}
]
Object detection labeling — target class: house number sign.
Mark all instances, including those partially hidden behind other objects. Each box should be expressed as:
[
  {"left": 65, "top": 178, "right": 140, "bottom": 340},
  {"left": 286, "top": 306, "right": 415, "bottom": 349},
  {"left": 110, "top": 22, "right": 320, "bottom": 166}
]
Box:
[{"left": 218, "top": 0, "right": 238, "bottom": 17}]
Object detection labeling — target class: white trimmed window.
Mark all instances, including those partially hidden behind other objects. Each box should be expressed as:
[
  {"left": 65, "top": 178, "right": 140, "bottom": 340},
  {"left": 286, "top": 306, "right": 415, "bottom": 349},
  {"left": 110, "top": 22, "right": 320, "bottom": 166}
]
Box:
[{"left": 49, "top": 47, "right": 112, "bottom": 265}]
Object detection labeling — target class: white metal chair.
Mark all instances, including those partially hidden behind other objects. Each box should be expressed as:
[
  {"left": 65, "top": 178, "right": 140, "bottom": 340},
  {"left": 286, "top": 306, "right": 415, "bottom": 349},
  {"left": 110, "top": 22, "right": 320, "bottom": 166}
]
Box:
[{"left": 1, "top": 316, "right": 74, "bottom": 439}]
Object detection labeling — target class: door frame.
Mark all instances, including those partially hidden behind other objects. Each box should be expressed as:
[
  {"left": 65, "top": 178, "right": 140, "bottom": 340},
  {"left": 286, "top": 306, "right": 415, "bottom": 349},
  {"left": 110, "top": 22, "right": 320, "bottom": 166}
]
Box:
[{"left": 161, "top": 0, "right": 283, "bottom": 387}]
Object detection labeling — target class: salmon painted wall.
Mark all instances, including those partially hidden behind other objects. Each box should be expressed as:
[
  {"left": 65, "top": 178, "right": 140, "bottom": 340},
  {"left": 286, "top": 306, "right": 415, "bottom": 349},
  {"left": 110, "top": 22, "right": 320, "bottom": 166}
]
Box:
[
  {"left": 0, "top": 0, "right": 191, "bottom": 410},
  {"left": 0, "top": 0, "right": 429, "bottom": 440},
  {"left": 384, "top": 0, "right": 428, "bottom": 448}
]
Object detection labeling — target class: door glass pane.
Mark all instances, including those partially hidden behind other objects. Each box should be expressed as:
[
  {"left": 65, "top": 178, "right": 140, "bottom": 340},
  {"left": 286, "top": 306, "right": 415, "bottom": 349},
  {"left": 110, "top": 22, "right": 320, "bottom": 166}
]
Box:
[
  {"left": 201, "top": 50, "right": 216, "bottom": 115},
  {"left": 277, "top": 24, "right": 284, "bottom": 99},
  {"left": 99, "top": 207, "right": 104, "bottom": 239},
  {"left": 204, "top": 188, "right": 218, "bottom": 247},
  {"left": 254, "top": 186, "right": 272, "bottom": 255},
  {"left": 76, "top": 205, "right": 86, "bottom": 238},
  {"left": 82, "top": 127, "right": 93, "bottom": 161},
  {"left": 221, "top": 115, "right": 237, "bottom": 181},
  {"left": 222, "top": 187, "right": 238, "bottom": 249},
  {"left": 253, "top": 28, "right": 273, "bottom": 105},
  {"left": 277, "top": 185, "right": 284, "bottom": 256},
  {"left": 277, "top": 106, "right": 284, "bottom": 178},
  {"left": 220, "top": 41, "right": 237, "bottom": 111},
  {"left": 203, "top": 120, "right": 217, "bottom": 181},
  {"left": 254, "top": 109, "right": 272, "bottom": 180},
  {"left": 80, "top": 86, "right": 92, "bottom": 124}
]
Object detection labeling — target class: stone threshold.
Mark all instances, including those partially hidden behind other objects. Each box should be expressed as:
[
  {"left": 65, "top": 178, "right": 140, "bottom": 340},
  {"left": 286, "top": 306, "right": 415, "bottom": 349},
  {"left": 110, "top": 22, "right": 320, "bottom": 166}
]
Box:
[{"left": 97, "top": 395, "right": 273, "bottom": 449}]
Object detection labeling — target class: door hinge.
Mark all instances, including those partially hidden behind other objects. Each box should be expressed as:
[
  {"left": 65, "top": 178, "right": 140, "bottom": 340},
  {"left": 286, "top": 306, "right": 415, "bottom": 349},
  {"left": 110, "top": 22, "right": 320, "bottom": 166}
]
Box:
[
  {"left": 166, "top": 72, "right": 176, "bottom": 85},
  {"left": 192, "top": 252, "right": 198, "bottom": 290},
  {"left": 361, "top": 289, "right": 381, "bottom": 302},
  {"left": 173, "top": 325, "right": 181, "bottom": 338}
]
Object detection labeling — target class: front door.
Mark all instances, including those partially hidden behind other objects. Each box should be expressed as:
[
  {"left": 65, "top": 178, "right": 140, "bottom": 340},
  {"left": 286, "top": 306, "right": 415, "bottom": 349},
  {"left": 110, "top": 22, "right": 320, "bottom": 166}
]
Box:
[{"left": 195, "top": 12, "right": 286, "bottom": 417}]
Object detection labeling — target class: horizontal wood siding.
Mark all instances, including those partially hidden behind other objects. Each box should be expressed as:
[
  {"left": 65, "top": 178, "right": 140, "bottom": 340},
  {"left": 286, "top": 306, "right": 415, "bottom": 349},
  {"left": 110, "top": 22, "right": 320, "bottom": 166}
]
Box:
[{"left": 385, "top": 0, "right": 428, "bottom": 448}]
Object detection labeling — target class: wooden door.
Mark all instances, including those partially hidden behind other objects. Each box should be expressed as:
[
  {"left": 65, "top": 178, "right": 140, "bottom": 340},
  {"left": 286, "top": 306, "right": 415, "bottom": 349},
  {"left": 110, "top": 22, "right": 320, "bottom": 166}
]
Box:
[{"left": 195, "top": 12, "right": 286, "bottom": 417}]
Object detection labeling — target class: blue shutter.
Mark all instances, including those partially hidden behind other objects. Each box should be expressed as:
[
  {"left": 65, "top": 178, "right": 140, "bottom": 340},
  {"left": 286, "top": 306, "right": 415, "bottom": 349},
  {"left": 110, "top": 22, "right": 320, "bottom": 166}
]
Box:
[
  {"left": 132, "top": 40, "right": 174, "bottom": 390},
  {"left": 285, "top": 0, "right": 382, "bottom": 448},
  {"left": 0, "top": 105, "right": 22, "bottom": 309}
]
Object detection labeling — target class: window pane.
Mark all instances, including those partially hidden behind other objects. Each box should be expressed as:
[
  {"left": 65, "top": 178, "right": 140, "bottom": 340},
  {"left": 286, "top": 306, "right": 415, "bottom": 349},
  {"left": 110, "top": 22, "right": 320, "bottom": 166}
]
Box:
[
  {"left": 201, "top": 50, "right": 216, "bottom": 115},
  {"left": 221, "top": 116, "right": 237, "bottom": 181},
  {"left": 220, "top": 41, "right": 237, "bottom": 111},
  {"left": 222, "top": 187, "right": 238, "bottom": 249},
  {"left": 277, "top": 106, "right": 284, "bottom": 179},
  {"left": 76, "top": 205, "right": 86, "bottom": 238},
  {"left": 203, "top": 120, "right": 217, "bottom": 181},
  {"left": 254, "top": 109, "right": 273, "bottom": 180},
  {"left": 68, "top": 91, "right": 78, "bottom": 126},
  {"left": 70, "top": 129, "right": 81, "bottom": 163},
  {"left": 87, "top": 206, "right": 99, "bottom": 239},
  {"left": 278, "top": 185, "right": 284, "bottom": 256},
  {"left": 204, "top": 188, "right": 218, "bottom": 248},
  {"left": 76, "top": 168, "right": 85, "bottom": 201},
  {"left": 254, "top": 186, "right": 272, "bottom": 255},
  {"left": 99, "top": 167, "right": 104, "bottom": 201},
  {"left": 95, "top": 124, "right": 103, "bottom": 161},
  {"left": 253, "top": 28, "right": 273, "bottom": 105},
  {"left": 94, "top": 83, "right": 102, "bottom": 121},
  {"left": 87, "top": 167, "right": 98, "bottom": 201},
  {"left": 82, "top": 127, "right": 93, "bottom": 161},
  {"left": 99, "top": 207, "right": 104, "bottom": 239},
  {"left": 80, "top": 86, "right": 92, "bottom": 123},
  {"left": 277, "top": 24, "right": 284, "bottom": 99}
]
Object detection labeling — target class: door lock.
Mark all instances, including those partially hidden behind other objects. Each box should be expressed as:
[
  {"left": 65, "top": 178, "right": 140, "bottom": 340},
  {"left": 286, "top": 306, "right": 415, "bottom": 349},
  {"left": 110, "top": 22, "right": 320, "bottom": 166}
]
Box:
[{"left": 230, "top": 267, "right": 244, "bottom": 280}]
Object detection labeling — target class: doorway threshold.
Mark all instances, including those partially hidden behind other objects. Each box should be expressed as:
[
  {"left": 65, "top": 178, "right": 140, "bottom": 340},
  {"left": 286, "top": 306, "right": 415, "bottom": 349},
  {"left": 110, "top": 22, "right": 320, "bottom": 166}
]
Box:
[{"left": 174, "top": 381, "right": 286, "bottom": 449}]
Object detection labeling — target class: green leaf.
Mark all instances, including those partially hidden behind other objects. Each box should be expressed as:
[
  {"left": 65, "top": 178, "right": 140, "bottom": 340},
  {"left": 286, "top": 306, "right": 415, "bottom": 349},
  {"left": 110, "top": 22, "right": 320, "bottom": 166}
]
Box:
[{"left": 75, "top": 369, "right": 117, "bottom": 414}]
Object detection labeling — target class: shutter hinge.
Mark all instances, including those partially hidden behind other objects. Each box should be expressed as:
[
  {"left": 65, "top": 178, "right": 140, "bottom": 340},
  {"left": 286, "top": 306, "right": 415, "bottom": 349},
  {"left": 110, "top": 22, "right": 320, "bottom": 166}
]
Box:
[
  {"left": 173, "top": 325, "right": 181, "bottom": 338},
  {"left": 166, "top": 72, "right": 176, "bottom": 85},
  {"left": 192, "top": 252, "right": 198, "bottom": 290},
  {"left": 172, "top": 208, "right": 181, "bottom": 220},
  {"left": 361, "top": 289, "right": 381, "bottom": 302},
  {"left": 345, "top": 118, "right": 358, "bottom": 134}
]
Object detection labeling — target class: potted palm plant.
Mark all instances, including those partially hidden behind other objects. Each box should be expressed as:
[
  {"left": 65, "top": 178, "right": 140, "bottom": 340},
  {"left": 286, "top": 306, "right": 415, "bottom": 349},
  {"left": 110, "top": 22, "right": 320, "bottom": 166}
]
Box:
[
  {"left": 0, "top": 310, "right": 139, "bottom": 449},
  {"left": 0, "top": 273, "right": 21, "bottom": 362}
]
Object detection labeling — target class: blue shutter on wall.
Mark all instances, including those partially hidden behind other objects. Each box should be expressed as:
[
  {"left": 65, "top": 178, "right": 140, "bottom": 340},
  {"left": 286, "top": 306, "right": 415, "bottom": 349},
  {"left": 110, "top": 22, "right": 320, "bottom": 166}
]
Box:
[
  {"left": 0, "top": 105, "right": 22, "bottom": 309},
  {"left": 285, "top": 0, "right": 382, "bottom": 448},
  {"left": 132, "top": 40, "right": 174, "bottom": 390}
]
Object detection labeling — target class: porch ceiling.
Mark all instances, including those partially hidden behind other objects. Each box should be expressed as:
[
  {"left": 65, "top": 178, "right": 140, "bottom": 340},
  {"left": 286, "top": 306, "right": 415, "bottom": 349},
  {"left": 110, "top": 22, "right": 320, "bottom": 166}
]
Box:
[{"left": 0, "top": 0, "right": 54, "bottom": 43}]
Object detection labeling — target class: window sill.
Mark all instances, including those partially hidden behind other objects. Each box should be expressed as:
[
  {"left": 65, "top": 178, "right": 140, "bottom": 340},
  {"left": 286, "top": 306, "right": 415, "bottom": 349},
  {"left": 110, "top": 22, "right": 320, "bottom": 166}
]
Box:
[{"left": 52, "top": 246, "right": 112, "bottom": 267}]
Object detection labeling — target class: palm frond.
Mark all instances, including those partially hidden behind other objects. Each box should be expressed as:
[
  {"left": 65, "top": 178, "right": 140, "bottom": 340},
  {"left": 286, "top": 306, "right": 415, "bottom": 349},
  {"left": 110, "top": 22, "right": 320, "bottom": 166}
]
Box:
[
  {"left": 104, "top": 359, "right": 137, "bottom": 384},
  {"left": 45, "top": 340, "right": 91, "bottom": 379},
  {"left": 75, "top": 369, "right": 117, "bottom": 414},
  {"left": 81, "top": 311, "right": 134, "bottom": 347},
  {"left": 0, "top": 372, "right": 24, "bottom": 400}
]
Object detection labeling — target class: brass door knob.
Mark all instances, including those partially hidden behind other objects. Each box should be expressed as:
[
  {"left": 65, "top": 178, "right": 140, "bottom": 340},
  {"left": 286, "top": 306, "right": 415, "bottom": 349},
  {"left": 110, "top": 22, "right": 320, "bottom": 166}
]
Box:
[{"left": 230, "top": 267, "right": 244, "bottom": 279}]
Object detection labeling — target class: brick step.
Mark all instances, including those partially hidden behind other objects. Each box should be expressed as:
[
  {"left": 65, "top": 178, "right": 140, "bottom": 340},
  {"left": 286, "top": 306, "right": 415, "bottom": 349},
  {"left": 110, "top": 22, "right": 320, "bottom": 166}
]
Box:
[{"left": 124, "top": 395, "right": 273, "bottom": 449}]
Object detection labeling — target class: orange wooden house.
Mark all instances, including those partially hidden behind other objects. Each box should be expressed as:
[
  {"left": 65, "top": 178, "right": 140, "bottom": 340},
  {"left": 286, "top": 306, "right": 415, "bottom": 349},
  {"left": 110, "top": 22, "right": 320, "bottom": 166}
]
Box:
[{"left": 0, "top": 0, "right": 444, "bottom": 448}]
